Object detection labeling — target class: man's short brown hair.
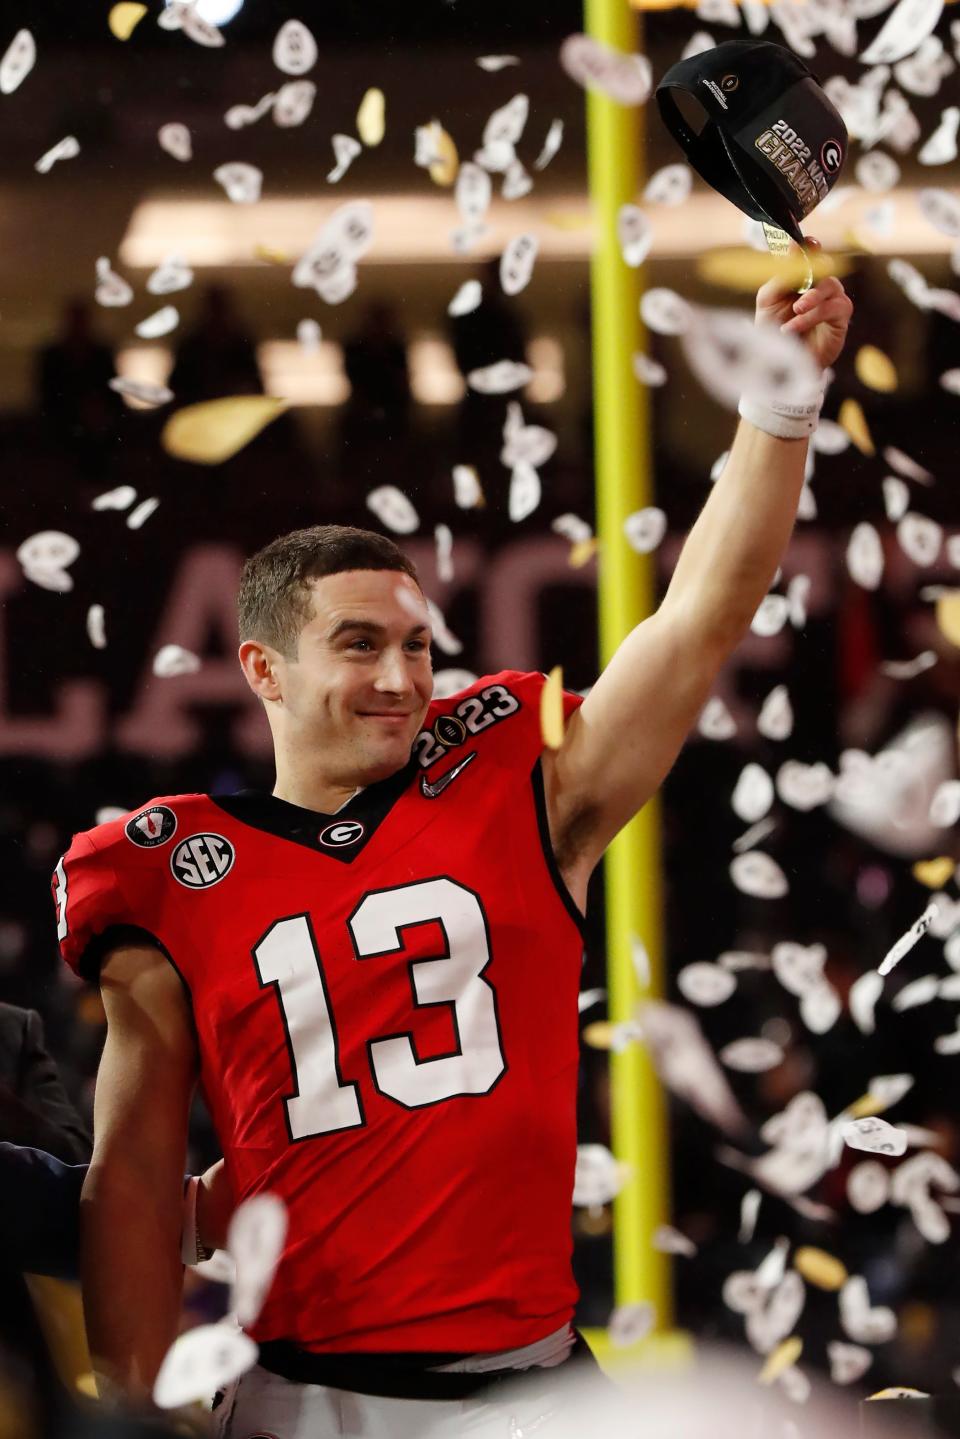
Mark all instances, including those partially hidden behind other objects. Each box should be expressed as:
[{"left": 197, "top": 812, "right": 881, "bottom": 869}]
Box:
[{"left": 238, "top": 525, "right": 421, "bottom": 658}]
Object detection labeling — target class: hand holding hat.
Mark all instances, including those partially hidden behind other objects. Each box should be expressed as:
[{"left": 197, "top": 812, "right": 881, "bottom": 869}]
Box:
[{"left": 757, "top": 240, "right": 853, "bottom": 373}]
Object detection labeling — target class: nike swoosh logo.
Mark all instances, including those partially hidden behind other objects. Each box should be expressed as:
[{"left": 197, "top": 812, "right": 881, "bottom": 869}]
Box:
[{"left": 420, "top": 750, "right": 478, "bottom": 799}]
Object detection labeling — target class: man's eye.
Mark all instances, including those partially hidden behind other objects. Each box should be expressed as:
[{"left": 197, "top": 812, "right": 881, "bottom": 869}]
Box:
[{"left": 348, "top": 639, "right": 373, "bottom": 652}]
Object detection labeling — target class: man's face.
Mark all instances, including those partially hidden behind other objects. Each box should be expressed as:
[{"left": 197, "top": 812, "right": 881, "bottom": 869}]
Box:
[{"left": 274, "top": 569, "right": 434, "bottom": 784}]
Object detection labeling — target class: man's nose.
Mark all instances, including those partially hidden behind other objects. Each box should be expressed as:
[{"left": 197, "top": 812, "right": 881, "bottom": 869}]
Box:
[{"left": 373, "top": 648, "right": 414, "bottom": 693}]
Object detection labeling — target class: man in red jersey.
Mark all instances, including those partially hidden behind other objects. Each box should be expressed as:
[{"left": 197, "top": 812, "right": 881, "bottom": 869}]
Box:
[{"left": 54, "top": 269, "right": 851, "bottom": 1435}]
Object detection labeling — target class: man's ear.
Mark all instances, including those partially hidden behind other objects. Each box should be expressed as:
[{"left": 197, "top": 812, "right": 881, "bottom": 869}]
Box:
[{"left": 238, "top": 640, "right": 283, "bottom": 702}]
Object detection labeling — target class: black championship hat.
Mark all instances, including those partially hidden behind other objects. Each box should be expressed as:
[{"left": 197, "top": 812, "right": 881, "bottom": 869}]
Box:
[{"left": 655, "top": 41, "right": 847, "bottom": 246}]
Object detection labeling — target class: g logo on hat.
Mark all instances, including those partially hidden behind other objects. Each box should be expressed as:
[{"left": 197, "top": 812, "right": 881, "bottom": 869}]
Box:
[
  {"left": 821, "top": 139, "right": 843, "bottom": 174},
  {"left": 319, "top": 820, "right": 365, "bottom": 848},
  {"left": 170, "top": 833, "right": 235, "bottom": 889},
  {"left": 720, "top": 73, "right": 739, "bottom": 93},
  {"left": 125, "top": 805, "right": 177, "bottom": 848}
]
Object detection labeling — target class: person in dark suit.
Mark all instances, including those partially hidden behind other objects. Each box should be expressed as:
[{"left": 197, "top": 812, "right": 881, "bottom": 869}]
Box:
[{"left": 0, "top": 1003, "right": 91, "bottom": 1278}]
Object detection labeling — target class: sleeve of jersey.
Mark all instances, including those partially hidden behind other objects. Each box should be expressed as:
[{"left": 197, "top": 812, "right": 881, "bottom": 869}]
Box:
[
  {"left": 496, "top": 669, "right": 583, "bottom": 751},
  {"left": 52, "top": 832, "right": 163, "bottom": 984}
]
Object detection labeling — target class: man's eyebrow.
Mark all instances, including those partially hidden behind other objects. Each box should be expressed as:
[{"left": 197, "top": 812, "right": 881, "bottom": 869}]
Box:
[{"left": 327, "top": 619, "right": 431, "bottom": 641}]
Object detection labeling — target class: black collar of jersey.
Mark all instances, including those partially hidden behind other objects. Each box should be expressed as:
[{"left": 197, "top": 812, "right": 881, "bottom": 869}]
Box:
[{"left": 208, "top": 755, "right": 419, "bottom": 864}]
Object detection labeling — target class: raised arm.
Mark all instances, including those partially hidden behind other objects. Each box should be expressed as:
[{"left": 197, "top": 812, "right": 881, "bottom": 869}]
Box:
[
  {"left": 545, "top": 270, "right": 852, "bottom": 879},
  {"left": 82, "top": 943, "right": 198, "bottom": 1403}
]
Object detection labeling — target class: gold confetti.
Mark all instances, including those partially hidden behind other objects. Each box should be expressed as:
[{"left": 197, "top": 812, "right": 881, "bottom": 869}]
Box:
[
  {"left": 428, "top": 124, "right": 458, "bottom": 187},
  {"left": 582, "top": 1022, "right": 616, "bottom": 1050},
  {"left": 912, "top": 856, "right": 956, "bottom": 889},
  {"left": 162, "top": 396, "right": 288, "bottom": 466},
  {"left": 253, "top": 244, "right": 290, "bottom": 265},
  {"left": 936, "top": 592, "right": 960, "bottom": 648},
  {"left": 867, "top": 1387, "right": 929, "bottom": 1400},
  {"left": 847, "top": 1092, "right": 884, "bottom": 1119},
  {"left": 856, "top": 345, "right": 898, "bottom": 393},
  {"left": 839, "top": 398, "right": 875, "bottom": 456},
  {"left": 697, "top": 247, "right": 848, "bottom": 294},
  {"left": 793, "top": 1247, "right": 848, "bottom": 1291},
  {"left": 75, "top": 1373, "right": 98, "bottom": 1399},
  {"left": 540, "top": 665, "right": 565, "bottom": 751},
  {"left": 758, "top": 1336, "right": 802, "bottom": 1385},
  {"left": 357, "top": 87, "right": 385, "bottom": 146},
  {"left": 108, "top": 2, "right": 147, "bottom": 40},
  {"left": 569, "top": 538, "right": 599, "bottom": 569}
]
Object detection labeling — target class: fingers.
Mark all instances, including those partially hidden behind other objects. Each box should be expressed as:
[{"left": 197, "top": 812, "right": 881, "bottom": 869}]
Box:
[{"left": 779, "top": 295, "right": 852, "bottom": 335}]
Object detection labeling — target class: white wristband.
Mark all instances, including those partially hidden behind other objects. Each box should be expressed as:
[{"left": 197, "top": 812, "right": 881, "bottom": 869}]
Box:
[{"left": 738, "top": 389, "right": 823, "bottom": 440}]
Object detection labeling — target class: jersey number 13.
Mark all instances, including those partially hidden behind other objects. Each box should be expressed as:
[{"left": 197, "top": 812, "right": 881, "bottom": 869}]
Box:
[{"left": 253, "top": 876, "right": 506, "bottom": 1139}]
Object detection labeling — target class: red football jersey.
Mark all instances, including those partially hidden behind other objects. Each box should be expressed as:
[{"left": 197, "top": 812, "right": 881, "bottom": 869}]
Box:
[{"left": 53, "top": 671, "right": 586, "bottom": 1353}]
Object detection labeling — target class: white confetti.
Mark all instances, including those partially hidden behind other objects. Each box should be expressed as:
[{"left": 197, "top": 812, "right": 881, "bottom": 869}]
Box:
[
  {"left": 126, "top": 498, "right": 160, "bottom": 530},
  {"left": 508, "top": 463, "right": 541, "bottom": 522},
  {"left": 860, "top": 0, "right": 944, "bottom": 65},
  {"left": 732, "top": 764, "right": 774, "bottom": 824},
  {"left": 147, "top": 254, "right": 194, "bottom": 296},
  {"left": 17, "top": 532, "right": 79, "bottom": 595},
  {"left": 720, "top": 1038, "right": 785, "bottom": 1073},
  {"left": 534, "top": 118, "right": 564, "bottom": 171},
  {"left": 296, "top": 318, "right": 321, "bottom": 352},
  {"left": 771, "top": 942, "right": 826, "bottom": 997},
  {"left": 897, "top": 512, "right": 943, "bottom": 565},
  {"left": 732, "top": 817, "right": 777, "bottom": 854},
  {"left": 552, "top": 514, "right": 593, "bottom": 545},
  {"left": 882, "top": 476, "right": 910, "bottom": 521},
  {"left": 432, "top": 669, "right": 477, "bottom": 700},
  {"left": 448, "top": 280, "right": 482, "bottom": 317},
  {"left": 846, "top": 522, "right": 884, "bottom": 590},
  {"left": 135, "top": 306, "right": 179, "bottom": 340},
  {"left": 501, "top": 403, "right": 557, "bottom": 470},
  {"left": 839, "top": 1277, "right": 897, "bottom": 1345},
  {"left": 758, "top": 686, "right": 793, "bottom": 741},
  {"left": 855, "top": 151, "right": 901, "bottom": 192},
  {"left": 751, "top": 595, "right": 790, "bottom": 637},
  {"left": 108, "top": 377, "right": 174, "bottom": 408},
  {"left": 730, "top": 852, "right": 789, "bottom": 899},
  {"left": 153, "top": 645, "right": 201, "bottom": 678},
  {"left": 919, "top": 106, "right": 960, "bottom": 165},
  {"left": 739, "top": 1189, "right": 762, "bottom": 1243},
  {"left": 698, "top": 697, "right": 737, "bottom": 741},
  {"left": 682, "top": 307, "right": 821, "bottom": 415},
  {"left": 158, "top": 122, "right": 192, "bottom": 161},
  {"left": 272, "top": 19, "right": 317, "bottom": 76},
  {"left": 500, "top": 233, "right": 538, "bottom": 296},
  {"left": 677, "top": 962, "right": 737, "bottom": 1008},
  {"left": 559, "top": 33, "right": 652, "bottom": 107},
  {"left": 452, "top": 465, "right": 482, "bottom": 509},
  {"left": 930, "top": 780, "right": 960, "bottom": 827},
  {"left": 574, "top": 1144, "right": 630, "bottom": 1207},
  {"left": 94, "top": 257, "right": 132, "bottom": 308},
  {"left": 466, "top": 360, "right": 532, "bottom": 395},
  {"left": 0, "top": 29, "right": 35, "bottom": 95},
  {"left": 608, "top": 1301, "right": 655, "bottom": 1348},
  {"left": 35, "top": 136, "right": 79, "bottom": 175},
  {"left": 152, "top": 1321, "right": 257, "bottom": 1411},
  {"left": 623, "top": 508, "right": 667, "bottom": 555},
  {"left": 273, "top": 80, "right": 316, "bottom": 129},
  {"left": 214, "top": 162, "right": 262, "bottom": 204},
  {"left": 224, "top": 93, "right": 276, "bottom": 131},
  {"left": 618, "top": 205, "right": 653, "bottom": 268},
  {"left": 891, "top": 973, "right": 940, "bottom": 1012},
  {"left": 878, "top": 902, "right": 939, "bottom": 975},
  {"left": 477, "top": 55, "right": 520, "bottom": 72},
  {"left": 632, "top": 352, "right": 667, "bottom": 387},
  {"left": 178, "top": 6, "right": 224, "bottom": 48},
  {"left": 644, "top": 163, "right": 692, "bottom": 207},
  {"left": 327, "top": 134, "right": 362, "bottom": 184},
  {"left": 847, "top": 1161, "right": 890, "bottom": 1214},
  {"left": 880, "top": 650, "right": 938, "bottom": 679},
  {"left": 92, "top": 485, "right": 136, "bottom": 511},
  {"left": 228, "top": 1192, "right": 288, "bottom": 1327},
  {"left": 918, "top": 187, "right": 960, "bottom": 237},
  {"left": 776, "top": 761, "right": 834, "bottom": 812},
  {"left": 366, "top": 485, "right": 419, "bottom": 535},
  {"left": 641, "top": 287, "right": 692, "bottom": 336},
  {"left": 842, "top": 1117, "right": 908, "bottom": 1157},
  {"left": 849, "top": 971, "right": 884, "bottom": 1034},
  {"left": 86, "top": 605, "right": 106, "bottom": 650},
  {"left": 434, "top": 524, "right": 454, "bottom": 584},
  {"left": 652, "top": 1225, "right": 697, "bottom": 1258}
]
